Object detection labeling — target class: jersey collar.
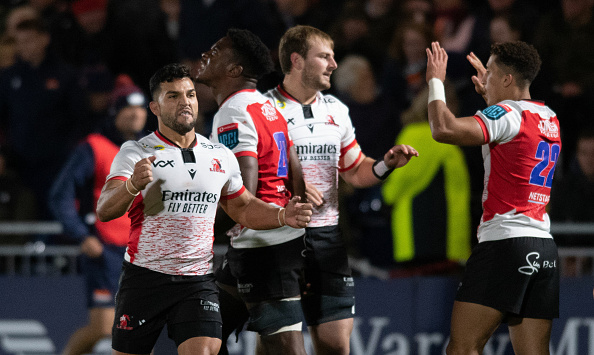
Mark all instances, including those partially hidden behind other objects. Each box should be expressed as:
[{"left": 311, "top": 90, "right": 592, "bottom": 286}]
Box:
[
  {"left": 155, "top": 130, "right": 197, "bottom": 148},
  {"left": 220, "top": 88, "right": 257, "bottom": 108},
  {"left": 277, "top": 84, "right": 318, "bottom": 105}
]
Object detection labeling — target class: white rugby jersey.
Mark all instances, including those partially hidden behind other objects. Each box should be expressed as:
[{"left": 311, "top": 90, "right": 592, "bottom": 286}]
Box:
[
  {"left": 473, "top": 100, "right": 561, "bottom": 242},
  {"left": 210, "top": 89, "right": 303, "bottom": 248},
  {"left": 265, "top": 85, "right": 364, "bottom": 227},
  {"left": 107, "top": 131, "right": 245, "bottom": 275}
]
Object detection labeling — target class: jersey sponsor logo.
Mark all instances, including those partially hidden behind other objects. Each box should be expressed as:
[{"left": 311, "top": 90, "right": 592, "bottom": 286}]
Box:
[
  {"left": 275, "top": 100, "right": 286, "bottom": 109},
  {"left": 163, "top": 189, "right": 218, "bottom": 213},
  {"left": 210, "top": 158, "right": 225, "bottom": 173},
  {"left": 262, "top": 102, "right": 279, "bottom": 121},
  {"left": 518, "top": 251, "right": 556, "bottom": 275},
  {"left": 307, "top": 124, "right": 314, "bottom": 133},
  {"left": 322, "top": 97, "right": 336, "bottom": 103},
  {"left": 152, "top": 159, "right": 174, "bottom": 168},
  {"left": 154, "top": 145, "right": 165, "bottom": 150},
  {"left": 538, "top": 119, "right": 560, "bottom": 139},
  {"left": 528, "top": 191, "right": 550, "bottom": 204},
  {"left": 287, "top": 117, "right": 295, "bottom": 125},
  {"left": 201, "top": 300, "right": 220, "bottom": 312},
  {"left": 326, "top": 115, "right": 339, "bottom": 127},
  {"left": 295, "top": 143, "right": 338, "bottom": 155},
  {"left": 217, "top": 123, "right": 239, "bottom": 150},
  {"left": 482, "top": 104, "right": 511, "bottom": 120}
]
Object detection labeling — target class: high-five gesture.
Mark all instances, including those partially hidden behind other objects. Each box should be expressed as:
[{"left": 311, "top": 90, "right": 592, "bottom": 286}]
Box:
[
  {"left": 384, "top": 145, "right": 419, "bottom": 169},
  {"left": 467, "top": 52, "right": 487, "bottom": 99},
  {"left": 426, "top": 41, "right": 448, "bottom": 83}
]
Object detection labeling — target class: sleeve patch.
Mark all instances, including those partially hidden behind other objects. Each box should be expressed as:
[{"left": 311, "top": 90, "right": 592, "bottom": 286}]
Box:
[
  {"left": 217, "top": 123, "right": 239, "bottom": 150},
  {"left": 481, "top": 104, "right": 511, "bottom": 120}
]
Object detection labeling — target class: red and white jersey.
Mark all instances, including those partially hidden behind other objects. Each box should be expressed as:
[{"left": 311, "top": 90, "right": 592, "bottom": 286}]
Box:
[
  {"left": 210, "top": 89, "right": 303, "bottom": 248},
  {"left": 107, "top": 131, "right": 245, "bottom": 275},
  {"left": 473, "top": 100, "right": 561, "bottom": 242},
  {"left": 265, "top": 85, "right": 363, "bottom": 227}
]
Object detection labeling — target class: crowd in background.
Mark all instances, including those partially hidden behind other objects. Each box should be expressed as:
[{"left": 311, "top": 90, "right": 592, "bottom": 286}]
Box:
[{"left": 0, "top": 0, "right": 592, "bottom": 274}]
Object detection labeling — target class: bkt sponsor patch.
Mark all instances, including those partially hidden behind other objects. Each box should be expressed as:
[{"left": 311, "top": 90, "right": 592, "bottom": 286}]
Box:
[
  {"left": 217, "top": 123, "right": 239, "bottom": 149},
  {"left": 482, "top": 104, "right": 511, "bottom": 120}
]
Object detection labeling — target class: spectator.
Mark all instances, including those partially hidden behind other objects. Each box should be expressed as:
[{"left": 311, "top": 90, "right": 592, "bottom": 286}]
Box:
[
  {"left": 550, "top": 129, "right": 594, "bottom": 275},
  {"left": 382, "top": 84, "right": 471, "bottom": 271},
  {"left": 0, "top": 147, "right": 37, "bottom": 245},
  {"left": 489, "top": 13, "right": 522, "bottom": 44},
  {"left": 50, "top": 0, "right": 111, "bottom": 67},
  {"left": 382, "top": 21, "right": 434, "bottom": 107},
  {"left": 533, "top": 0, "right": 594, "bottom": 173},
  {"left": 0, "top": 18, "right": 86, "bottom": 222},
  {"left": 49, "top": 75, "right": 148, "bottom": 355},
  {"left": 333, "top": 54, "right": 403, "bottom": 266}
]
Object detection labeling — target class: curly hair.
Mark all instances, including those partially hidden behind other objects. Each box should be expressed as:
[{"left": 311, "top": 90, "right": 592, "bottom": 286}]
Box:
[
  {"left": 491, "top": 41, "right": 541, "bottom": 87},
  {"left": 149, "top": 63, "right": 191, "bottom": 99},
  {"left": 278, "top": 25, "right": 334, "bottom": 74},
  {"left": 226, "top": 28, "right": 274, "bottom": 80}
]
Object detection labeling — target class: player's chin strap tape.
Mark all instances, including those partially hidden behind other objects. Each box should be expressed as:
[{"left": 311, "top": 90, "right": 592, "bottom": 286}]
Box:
[{"left": 372, "top": 160, "right": 394, "bottom": 180}]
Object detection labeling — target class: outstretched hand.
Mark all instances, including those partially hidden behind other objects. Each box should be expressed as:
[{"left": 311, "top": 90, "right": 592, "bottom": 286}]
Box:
[
  {"left": 284, "top": 196, "right": 313, "bottom": 228},
  {"left": 426, "top": 41, "right": 448, "bottom": 83},
  {"left": 467, "top": 52, "right": 486, "bottom": 97},
  {"left": 384, "top": 145, "right": 419, "bottom": 169}
]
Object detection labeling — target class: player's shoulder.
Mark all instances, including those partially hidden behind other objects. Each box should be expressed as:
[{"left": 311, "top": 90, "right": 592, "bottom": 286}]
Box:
[
  {"left": 316, "top": 92, "right": 349, "bottom": 112},
  {"left": 223, "top": 89, "right": 268, "bottom": 109},
  {"left": 195, "top": 132, "right": 222, "bottom": 148}
]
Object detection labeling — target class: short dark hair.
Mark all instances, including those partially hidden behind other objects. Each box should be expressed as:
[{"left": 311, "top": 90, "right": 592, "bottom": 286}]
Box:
[
  {"left": 226, "top": 28, "right": 274, "bottom": 80},
  {"left": 149, "top": 63, "right": 191, "bottom": 99},
  {"left": 278, "top": 25, "right": 334, "bottom": 74},
  {"left": 491, "top": 41, "right": 541, "bottom": 87}
]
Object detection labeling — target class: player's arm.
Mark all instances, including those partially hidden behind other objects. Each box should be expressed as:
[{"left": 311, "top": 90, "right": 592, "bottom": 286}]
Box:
[
  {"left": 219, "top": 191, "right": 311, "bottom": 230},
  {"left": 96, "top": 156, "right": 156, "bottom": 222},
  {"left": 213, "top": 154, "right": 259, "bottom": 235},
  {"left": 426, "top": 41, "right": 485, "bottom": 146},
  {"left": 288, "top": 146, "right": 306, "bottom": 201},
  {"left": 340, "top": 145, "right": 419, "bottom": 188}
]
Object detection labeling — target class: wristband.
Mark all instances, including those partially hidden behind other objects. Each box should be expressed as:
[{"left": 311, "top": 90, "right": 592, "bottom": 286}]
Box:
[
  {"left": 372, "top": 160, "right": 394, "bottom": 180},
  {"left": 277, "top": 208, "right": 286, "bottom": 227},
  {"left": 125, "top": 178, "right": 140, "bottom": 196},
  {"left": 428, "top": 78, "right": 446, "bottom": 104}
]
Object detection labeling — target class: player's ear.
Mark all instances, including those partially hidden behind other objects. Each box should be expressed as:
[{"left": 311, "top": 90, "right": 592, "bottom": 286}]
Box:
[
  {"left": 228, "top": 63, "right": 243, "bottom": 78},
  {"left": 149, "top": 101, "right": 160, "bottom": 117},
  {"left": 503, "top": 73, "right": 513, "bottom": 88},
  {"left": 291, "top": 52, "right": 304, "bottom": 71}
]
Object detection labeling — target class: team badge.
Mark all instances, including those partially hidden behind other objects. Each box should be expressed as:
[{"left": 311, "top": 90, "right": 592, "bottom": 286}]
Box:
[
  {"left": 217, "top": 123, "right": 239, "bottom": 149},
  {"left": 482, "top": 104, "right": 511, "bottom": 120},
  {"left": 326, "top": 115, "right": 339, "bottom": 127},
  {"left": 262, "top": 102, "right": 279, "bottom": 121},
  {"left": 210, "top": 158, "right": 225, "bottom": 173},
  {"left": 538, "top": 119, "right": 560, "bottom": 139}
]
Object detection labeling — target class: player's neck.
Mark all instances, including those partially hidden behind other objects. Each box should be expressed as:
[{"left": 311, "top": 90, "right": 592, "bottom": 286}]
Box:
[
  {"left": 212, "top": 79, "right": 257, "bottom": 106},
  {"left": 282, "top": 76, "right": 317, "bottom": 105},
  {"left": 158, "top": 124, "right": 196, "bottom": 148}
]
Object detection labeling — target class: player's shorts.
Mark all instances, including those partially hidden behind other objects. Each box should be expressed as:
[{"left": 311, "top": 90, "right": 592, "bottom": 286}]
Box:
[
  {"left": 80, "top": 243, "right": 126, "bottom": 308},
  {"left": 226, "top": 236, "right": 306, "bottom": 303},
  {"left": 301, "top": 225, "right": 355, "bottom": 325},
  {"left": 455, "top": 237, "right": 559, "bottom": 319},
  {"left": 112, "top": 261, "right": 222, "bottom": 353}
]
